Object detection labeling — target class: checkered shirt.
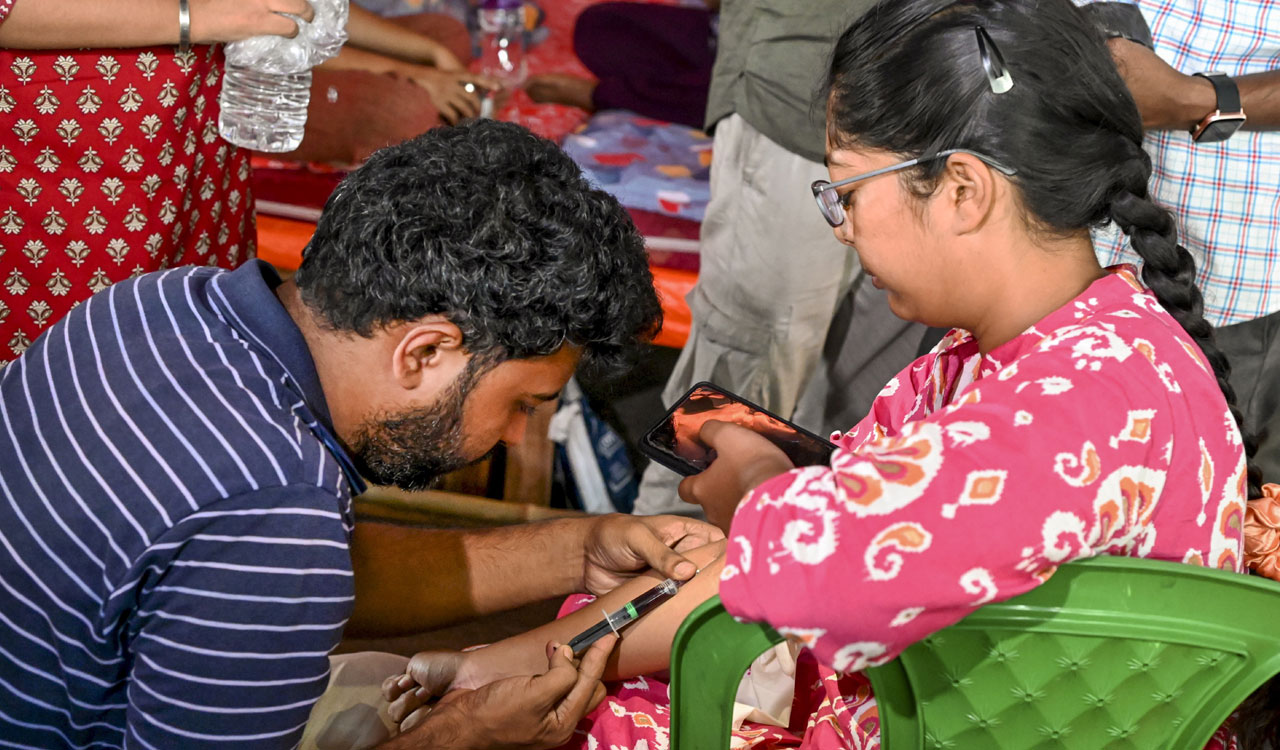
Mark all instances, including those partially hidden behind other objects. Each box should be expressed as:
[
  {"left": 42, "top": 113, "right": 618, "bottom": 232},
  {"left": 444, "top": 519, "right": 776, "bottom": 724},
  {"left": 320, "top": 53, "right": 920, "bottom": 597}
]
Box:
[{"left": 1081, "top": 0, "right": 1280, "bottom": 326}]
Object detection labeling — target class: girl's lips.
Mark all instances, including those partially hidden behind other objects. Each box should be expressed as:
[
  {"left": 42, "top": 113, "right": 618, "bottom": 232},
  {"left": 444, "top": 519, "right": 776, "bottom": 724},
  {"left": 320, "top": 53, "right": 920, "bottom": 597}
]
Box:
[{"left": 870, "top": 275, "right": 883, "bottom": 289}]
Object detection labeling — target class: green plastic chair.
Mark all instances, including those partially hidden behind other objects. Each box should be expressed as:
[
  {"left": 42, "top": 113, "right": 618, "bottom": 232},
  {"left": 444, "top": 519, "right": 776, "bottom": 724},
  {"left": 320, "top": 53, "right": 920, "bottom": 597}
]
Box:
[{"left": 669, "top": 556, "right": 1280, "bottom": 749}]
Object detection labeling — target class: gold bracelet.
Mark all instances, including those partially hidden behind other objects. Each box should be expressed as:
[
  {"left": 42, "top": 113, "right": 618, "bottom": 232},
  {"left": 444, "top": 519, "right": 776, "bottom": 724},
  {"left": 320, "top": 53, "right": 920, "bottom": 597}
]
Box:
[{"left": 178, "top": 0, "right": 191, "bottom": 53}]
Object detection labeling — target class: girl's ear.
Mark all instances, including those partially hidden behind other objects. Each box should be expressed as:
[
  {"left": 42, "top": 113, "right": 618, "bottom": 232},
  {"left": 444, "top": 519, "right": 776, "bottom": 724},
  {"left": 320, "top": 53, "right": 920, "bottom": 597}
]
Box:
[{"left": 938, "top": 152, "right": 999, "bottom": 236}]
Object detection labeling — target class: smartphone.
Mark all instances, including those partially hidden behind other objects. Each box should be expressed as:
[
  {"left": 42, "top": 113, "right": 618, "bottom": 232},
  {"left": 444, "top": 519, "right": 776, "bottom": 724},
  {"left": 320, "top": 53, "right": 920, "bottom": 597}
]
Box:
[{"left": 639, "top": 381, "right": 837, "bottom": 476}]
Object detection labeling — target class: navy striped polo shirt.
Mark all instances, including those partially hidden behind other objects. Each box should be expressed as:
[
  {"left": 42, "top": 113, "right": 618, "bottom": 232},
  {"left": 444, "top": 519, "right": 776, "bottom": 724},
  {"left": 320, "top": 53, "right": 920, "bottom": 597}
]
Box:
[{"left": 0, "top": 261, "right": 366, "bottom": 748}]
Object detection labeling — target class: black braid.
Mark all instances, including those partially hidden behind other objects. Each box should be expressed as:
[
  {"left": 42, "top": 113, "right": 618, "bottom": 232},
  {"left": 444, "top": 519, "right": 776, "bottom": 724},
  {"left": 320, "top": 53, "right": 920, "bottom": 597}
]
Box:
[
  {"left": 1107, "top": 141, "right": 1263, "bottom": 500},
  {"left": 1110, "top": 140, "right": 1274, "bottom": 750}
]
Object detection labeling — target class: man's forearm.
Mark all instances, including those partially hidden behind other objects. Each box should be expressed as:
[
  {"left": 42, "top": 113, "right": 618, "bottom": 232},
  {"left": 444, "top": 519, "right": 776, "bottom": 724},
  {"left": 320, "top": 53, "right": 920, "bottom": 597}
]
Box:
[
  {"left": 347, "top": 518, "right": 591, "bottom": 637},
  {"left": 1238, "top": 70, "right": 1280, "bottom": 130},
  {"left": 1108, "top": 39, "right": 1280, "bottom": 132},
  {"left": 1156, "top": 69, "right": 1280, "bottom": 131}
]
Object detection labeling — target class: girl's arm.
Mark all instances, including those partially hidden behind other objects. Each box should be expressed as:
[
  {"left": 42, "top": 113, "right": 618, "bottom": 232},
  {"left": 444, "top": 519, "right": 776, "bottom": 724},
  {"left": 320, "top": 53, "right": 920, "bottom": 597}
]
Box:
[
  {"left": 0, "top": 0, "right": 312, "bottom": 49},
  {"left": 463, "top": 540, "right": 726, "bottom": 684},
  {"left": 383, "top": 541, "right": 725, "bottom": 722},
  {"left": 342, "top": 4, "right": 463, "bottom": 71}
]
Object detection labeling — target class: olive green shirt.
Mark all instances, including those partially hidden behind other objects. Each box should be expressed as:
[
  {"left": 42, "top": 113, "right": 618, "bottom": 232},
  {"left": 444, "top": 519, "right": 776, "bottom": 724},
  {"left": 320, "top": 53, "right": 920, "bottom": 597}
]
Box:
[{"left": 704, "top": 0, "right": 877, "bottom": 163}]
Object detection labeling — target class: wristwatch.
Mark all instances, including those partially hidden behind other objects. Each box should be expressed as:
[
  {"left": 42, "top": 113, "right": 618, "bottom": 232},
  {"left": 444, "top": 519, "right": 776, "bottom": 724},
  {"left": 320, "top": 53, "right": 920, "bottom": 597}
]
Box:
[{"left": 1190, "top": 72, "right": 1247, "bottom": 143}]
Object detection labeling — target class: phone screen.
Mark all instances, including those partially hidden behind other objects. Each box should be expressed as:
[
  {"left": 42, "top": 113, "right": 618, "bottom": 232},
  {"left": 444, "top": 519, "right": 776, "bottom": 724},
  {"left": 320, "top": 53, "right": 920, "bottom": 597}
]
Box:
[{"left": 641, "top": 383, "right": 837, "bottom": 476}]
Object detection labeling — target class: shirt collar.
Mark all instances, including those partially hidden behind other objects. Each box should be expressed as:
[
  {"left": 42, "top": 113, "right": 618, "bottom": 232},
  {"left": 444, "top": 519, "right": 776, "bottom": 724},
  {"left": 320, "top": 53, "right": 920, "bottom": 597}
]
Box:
[
  {"left": 211, "top": 260, "right": 367, "bottom": 495},
  {"left": 943, "top": 265, "right": 1145, "bottom": 379}
]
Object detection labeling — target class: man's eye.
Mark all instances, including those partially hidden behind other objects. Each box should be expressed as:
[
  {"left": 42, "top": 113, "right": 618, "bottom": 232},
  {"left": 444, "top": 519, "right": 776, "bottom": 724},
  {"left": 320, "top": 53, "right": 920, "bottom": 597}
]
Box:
[
  {"left": 838, "top": 190, "right": 854, "bottom": 209},
  {"left": 518, "top": 403, "right": 538, "bottom": 416}
]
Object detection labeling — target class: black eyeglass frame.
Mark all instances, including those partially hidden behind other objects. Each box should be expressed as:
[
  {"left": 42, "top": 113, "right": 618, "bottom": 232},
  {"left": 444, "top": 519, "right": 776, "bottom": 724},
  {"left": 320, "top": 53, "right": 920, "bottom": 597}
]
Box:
[{"left": 810, "top": 148, "right": 1018, "bottom": 228}]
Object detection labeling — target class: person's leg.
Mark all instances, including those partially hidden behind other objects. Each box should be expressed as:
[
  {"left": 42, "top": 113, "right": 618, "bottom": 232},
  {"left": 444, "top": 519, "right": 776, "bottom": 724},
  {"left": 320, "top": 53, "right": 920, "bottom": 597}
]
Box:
[
  {"left": 571, "top": 3, "right": 715, "bottom": 128},
  {"left": 292, "top": 69, "right": 442, "bottom": 165},
  {"left": 1217, "top": 308, "right": 1280, "bottom": 484},
  {"left": 573, "top": 3, "right": 714, "bottom": 80},
  {"left": 300, "top": 651, "right": 411, "bottom": 750},
  {"left": 633, "top": 115, "right": 859, "bottom": 515}
]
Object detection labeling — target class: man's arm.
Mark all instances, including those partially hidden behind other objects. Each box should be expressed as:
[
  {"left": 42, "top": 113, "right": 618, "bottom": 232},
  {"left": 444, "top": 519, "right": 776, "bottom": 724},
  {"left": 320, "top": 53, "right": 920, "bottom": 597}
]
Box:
[
  {"left": 0, "top": 0, "right": 312, "bottom": 49},
  {"left": 1109, "top": 38, "right": 1280, "bottom": 131},
  {"left": 346, "top": 514, "right": 720, "bottom": 637},
  {"left": 346, "top": 519, "right": 586, "bottom": 636}
]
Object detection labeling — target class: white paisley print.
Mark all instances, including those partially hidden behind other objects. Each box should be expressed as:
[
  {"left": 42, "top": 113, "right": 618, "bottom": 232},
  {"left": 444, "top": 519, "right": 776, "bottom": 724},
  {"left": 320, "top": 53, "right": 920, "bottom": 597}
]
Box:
[{"left": 707, "top": 266, "right": 1246, "bottom": 749}]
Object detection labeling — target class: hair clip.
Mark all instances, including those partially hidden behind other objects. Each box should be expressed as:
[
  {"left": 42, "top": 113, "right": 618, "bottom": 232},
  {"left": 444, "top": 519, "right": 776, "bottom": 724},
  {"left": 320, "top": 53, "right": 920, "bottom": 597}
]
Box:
[{"left": 975, "top": 26, "right": 1014, "bottom": 94}]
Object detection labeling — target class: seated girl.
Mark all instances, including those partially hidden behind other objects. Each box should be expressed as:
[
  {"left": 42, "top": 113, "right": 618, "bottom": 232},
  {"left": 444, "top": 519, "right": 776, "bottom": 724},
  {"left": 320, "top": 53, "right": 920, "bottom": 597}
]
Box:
[{"left": 381, "top": 0, "right": 1276, "bottom": 745}]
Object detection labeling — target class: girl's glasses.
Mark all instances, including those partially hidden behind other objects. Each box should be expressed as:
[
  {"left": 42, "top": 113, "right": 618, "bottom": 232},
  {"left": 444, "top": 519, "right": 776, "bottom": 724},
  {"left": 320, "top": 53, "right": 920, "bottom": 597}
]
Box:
[{"left": 810, "top": 149, "right": 1017, "bottom": 228}]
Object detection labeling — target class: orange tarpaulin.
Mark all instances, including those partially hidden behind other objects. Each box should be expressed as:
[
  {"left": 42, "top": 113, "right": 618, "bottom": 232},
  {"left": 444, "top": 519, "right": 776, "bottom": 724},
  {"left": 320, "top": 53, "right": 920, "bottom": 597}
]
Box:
[{"left": 256, "top": 214, "right": 695, "bottom": 349}]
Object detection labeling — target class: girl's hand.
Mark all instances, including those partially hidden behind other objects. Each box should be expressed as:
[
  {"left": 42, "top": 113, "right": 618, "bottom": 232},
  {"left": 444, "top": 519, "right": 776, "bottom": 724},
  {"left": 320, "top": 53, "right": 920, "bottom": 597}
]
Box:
[
  {"left": 401, "top": 68, "right": 504, "bottom": 123},
  {"left": 678, "top": 421, "right": 795, "bottom": 533},
  {"left": 382, "top": 649, "right": 466, "bottom": 727},
  {"left": 429, "top": 45, "right": 466, "bottom": 73}
]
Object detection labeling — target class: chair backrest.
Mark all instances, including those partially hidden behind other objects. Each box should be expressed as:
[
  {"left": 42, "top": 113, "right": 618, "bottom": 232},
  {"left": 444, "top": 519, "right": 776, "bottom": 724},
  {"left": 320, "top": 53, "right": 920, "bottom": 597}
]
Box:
[{"left": 669, "top": 556, "right": 1280, "bottom": 750}]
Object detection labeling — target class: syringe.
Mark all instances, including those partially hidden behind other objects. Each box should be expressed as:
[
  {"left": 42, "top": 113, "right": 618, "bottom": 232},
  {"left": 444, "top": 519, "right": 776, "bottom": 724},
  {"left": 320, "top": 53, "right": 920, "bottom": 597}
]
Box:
[{"left": 567, "top": 577, "right": 684, "bottom": 656}]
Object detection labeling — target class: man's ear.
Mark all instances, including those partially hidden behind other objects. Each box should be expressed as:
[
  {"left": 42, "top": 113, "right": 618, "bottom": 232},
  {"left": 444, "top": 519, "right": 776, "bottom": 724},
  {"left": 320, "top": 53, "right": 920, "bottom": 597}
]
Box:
[
  {"left": 938, "top": 152, "right": 999, "bottom": 236},
  {"left": 391, "top": 318, "right": 466, "bottom": 390}
]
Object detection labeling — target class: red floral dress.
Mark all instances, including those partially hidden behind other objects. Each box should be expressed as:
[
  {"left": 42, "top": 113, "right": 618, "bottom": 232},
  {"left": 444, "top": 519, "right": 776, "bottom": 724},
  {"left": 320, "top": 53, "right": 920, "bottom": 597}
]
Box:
[{"left": 0, "top": 9, "right": 255, "bottom": 365}]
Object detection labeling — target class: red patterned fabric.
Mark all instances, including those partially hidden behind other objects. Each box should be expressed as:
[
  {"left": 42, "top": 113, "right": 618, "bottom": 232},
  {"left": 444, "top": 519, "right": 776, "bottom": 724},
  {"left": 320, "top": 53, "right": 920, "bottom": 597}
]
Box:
[{"left": 0, "top": 38, "right": 254, "bottom": 365}]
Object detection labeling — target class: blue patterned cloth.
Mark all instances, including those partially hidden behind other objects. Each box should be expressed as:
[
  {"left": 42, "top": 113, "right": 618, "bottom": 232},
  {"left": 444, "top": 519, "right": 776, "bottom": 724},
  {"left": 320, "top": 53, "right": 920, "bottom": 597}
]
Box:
[{"left": 563, "top": 110, "right": 712, "bottom": 222}]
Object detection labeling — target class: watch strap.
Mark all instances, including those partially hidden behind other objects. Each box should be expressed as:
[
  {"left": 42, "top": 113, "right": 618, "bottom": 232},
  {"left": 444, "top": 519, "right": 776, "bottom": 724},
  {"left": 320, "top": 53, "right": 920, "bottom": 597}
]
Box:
[
  {"left": 1081, "top": 2, "right": 1155, "bottom": 49},
  {"left": 1193, "top": 72, "right": 1242, "bottom": 113}
]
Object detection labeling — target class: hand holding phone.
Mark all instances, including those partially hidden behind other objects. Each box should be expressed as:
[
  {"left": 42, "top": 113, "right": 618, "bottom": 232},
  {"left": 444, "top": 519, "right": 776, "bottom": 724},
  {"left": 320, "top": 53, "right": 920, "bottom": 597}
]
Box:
[
  {"left": 683, "top": 421, "right": 796, "bottom": 527},
  {"left": 639, "top": 382, "right": 836, "bottom": 477}
]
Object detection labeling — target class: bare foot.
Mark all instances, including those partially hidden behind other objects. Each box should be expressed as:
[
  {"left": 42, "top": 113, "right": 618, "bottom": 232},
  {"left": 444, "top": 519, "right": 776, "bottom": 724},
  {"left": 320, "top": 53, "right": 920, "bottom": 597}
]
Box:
[{"left": 525, "top": 73, "right": 597, "bottom": 111}]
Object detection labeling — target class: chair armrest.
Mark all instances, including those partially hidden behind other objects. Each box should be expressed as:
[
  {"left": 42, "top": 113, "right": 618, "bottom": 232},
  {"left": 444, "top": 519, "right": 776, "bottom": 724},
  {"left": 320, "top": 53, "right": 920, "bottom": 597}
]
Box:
[{"left": 669, "top": 596, "right": 785, "bottom": 750}]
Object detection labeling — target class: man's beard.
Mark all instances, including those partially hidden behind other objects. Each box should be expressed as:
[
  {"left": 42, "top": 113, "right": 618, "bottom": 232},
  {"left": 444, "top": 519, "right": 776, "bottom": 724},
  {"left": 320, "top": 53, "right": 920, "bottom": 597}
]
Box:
[{"left": 347, "top": 358, "right": 493, "bottom": 491}]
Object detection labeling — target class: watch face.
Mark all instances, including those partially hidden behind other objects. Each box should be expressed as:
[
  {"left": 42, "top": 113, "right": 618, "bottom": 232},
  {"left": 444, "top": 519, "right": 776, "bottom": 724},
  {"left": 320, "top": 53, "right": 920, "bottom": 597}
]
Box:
[{"left": 1196, "top": 115, "right": 1247, "bottom": 143}]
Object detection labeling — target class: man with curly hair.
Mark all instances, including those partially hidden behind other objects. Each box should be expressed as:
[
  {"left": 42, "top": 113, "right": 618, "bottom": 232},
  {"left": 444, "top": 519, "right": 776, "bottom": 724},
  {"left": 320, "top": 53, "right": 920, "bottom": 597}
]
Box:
[{"left": 0, "top": 120, "right": 720, "bottom": 749}]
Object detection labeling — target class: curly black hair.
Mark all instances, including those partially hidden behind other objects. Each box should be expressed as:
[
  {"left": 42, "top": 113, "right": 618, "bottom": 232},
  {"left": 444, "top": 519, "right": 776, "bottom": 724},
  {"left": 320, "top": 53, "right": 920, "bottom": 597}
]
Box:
[{"left": 294, "top": 119, "right": 662, "bottom": 377}]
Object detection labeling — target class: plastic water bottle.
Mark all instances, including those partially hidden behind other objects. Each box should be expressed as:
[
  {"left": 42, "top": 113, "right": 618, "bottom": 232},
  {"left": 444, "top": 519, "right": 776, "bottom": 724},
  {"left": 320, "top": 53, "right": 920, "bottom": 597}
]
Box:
[
  {"left": 219, "top": 0, "right": 350, "bottom": 152},
  {"left": 218, "top": 69, "right": 313, "bottom": 152},
  {"left": 476, "top": 0, "right": 527, "bottom": 89}
]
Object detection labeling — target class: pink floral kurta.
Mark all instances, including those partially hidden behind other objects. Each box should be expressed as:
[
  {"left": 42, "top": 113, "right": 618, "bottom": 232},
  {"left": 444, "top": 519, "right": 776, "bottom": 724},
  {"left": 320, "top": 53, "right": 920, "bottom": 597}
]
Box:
[{"left": 568, "top": 267, "right": 1245, "bottom": 749}]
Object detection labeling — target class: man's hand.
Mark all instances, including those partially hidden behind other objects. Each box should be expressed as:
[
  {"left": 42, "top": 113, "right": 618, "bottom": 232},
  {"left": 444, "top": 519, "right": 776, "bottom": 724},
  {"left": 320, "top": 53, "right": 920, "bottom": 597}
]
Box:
[
  {"left": 581, "top": 514, "right": 724, "bottom": 595},
  {"left": 382, "top": 637, "right": 616, "bottom": 750},
  {"left": 678, "top": 421, "right": 795, "bottom": 533},
  {"left": 1107, "top": 37, "right": 1216, "bottom": 131},
  {"left": 190, "top": 0, "right": 317, "bottom": 43}
]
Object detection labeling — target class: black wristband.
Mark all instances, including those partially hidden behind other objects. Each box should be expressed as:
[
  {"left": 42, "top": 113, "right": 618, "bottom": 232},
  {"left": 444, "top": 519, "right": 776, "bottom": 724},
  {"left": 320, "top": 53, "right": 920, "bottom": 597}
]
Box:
[
  {"left": 1193, "top": 72, "right": 1242, "bottom": 113},
  {"left": 1190, "top": 72, "right": 1246, "bottom": 143}
]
